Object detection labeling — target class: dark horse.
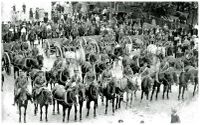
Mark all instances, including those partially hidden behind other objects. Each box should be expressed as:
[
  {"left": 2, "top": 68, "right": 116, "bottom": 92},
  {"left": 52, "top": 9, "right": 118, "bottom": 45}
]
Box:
[
  {"left": 141, "top": 76, "right": 153, "bottom": 101},
  {"left": 85, "top": 84, "right": 99, "bottom": 118},
  {"left": 178, "top": 67, "right": 198, "bottom": 100},
  {"left": 150, "top": 70, "right": 178, "bottom": 101},
  {"left": 100, "top": 79, "right": 116, "bottom": 115},
  {"left": 33, "top": 88, "right": 53, "bottom": 122},
  {"left": 52, "top": 85, "right": 80, "bottom": 122},
  {"left": 13, "top": 54, "right": 44, "bottom": 79},
  {"left": 15, "top": 88, "right": 32, "bottom": 123},
  {"left": 115, "top": 76, "right": 140, "bottom": 109}
]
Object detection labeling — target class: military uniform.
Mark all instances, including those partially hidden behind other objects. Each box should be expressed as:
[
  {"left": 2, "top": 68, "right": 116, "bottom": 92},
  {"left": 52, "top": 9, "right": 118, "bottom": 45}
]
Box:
[
  {"left": 32, "top": 73, "right": 46, "bottom": 100},
  {"left": 101, "top": 69, "right": 112, "bottom": 88},
  {"left": 52, "top": 58, "right": 64, "bottom": 78},
  {"left": 14, "top": 72, "right": 31, "bottom": 104}
]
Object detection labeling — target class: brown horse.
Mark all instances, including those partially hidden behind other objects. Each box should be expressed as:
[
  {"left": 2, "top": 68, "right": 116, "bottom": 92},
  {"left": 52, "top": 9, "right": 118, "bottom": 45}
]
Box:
[
  {"left": 178, "top": 67, "right": 198, "bottom": 100},
  {"left": 150, "top": 69, "right": 178, "bottom": 101},
  {"left": 100, "top": 78, "right": 116, "bottom": 115},
  {"left": 52, "top": 85, "right": 80, "bottom": 122},
  {"left": 33, "top": 88, "right": 53, "bottom": 122},
  {"left": 15, "top": 88, "right": 32, "bottom": 123},
  {"left": 116, "top": 76, "right": 140, "bottom": 109},
  {"left": 85, "top": 84, "right": 99, "bottom": 118},
  {"left": 140, "top": 76, "right": 153, "bottom": 101}
]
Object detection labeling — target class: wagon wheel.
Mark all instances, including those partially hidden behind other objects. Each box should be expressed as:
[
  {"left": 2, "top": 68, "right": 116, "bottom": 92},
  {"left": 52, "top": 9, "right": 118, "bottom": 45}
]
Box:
[{"left": 44, "top": 40, "right": 50, "bottom": 58}]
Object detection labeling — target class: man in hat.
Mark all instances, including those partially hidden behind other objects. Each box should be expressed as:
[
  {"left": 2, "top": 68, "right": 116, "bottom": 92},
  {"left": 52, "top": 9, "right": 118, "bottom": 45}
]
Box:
[
  {"left": 100, "top": 62, "right": 112, "bottom": 89},
  {"left": 21, "top": 24, "right": 27, "bottom": 42},
  {"left": 28, "top": 27, "right": 36, "bottom": 48},
  {"left": 65, "top": 68, "right": 82, "bottom": 104},
  {"left": 139, "top": 61, "right": 150, "bottom": 78},
  {"left": 13, "top": 70, "right": 32, "bottom": 105},
  {"left": 32, "top": 71, "right": 46, "bottom": 101},
  {"left": 52, "top": 56, "right": 64, "bottom": 78}
]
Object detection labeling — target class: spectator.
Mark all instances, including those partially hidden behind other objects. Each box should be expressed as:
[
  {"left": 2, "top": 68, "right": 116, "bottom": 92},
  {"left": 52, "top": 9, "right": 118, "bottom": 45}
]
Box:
[{"left": 171, "top": 107, "right": 181, "bottom": 123}]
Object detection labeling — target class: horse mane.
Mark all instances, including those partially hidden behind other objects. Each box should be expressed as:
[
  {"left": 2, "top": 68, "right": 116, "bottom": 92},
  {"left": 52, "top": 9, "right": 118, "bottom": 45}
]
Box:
[{"left": 39, "top": 89, "right": 52, "bottom": 105}]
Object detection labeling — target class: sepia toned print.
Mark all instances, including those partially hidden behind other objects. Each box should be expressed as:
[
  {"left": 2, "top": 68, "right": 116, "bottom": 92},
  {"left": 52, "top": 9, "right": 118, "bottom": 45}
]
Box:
[{"left": 1, "top": 1, "right": 199, "bottom": 124}]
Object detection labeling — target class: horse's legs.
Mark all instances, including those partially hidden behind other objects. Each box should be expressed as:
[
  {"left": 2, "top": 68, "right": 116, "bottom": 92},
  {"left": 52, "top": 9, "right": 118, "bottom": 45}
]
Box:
[
  {"left": 130, "top": 92, "right": 133, "bottom": 108},
  {"left": 150, "top": 86, "right": 156, "bottom": 101},
  {"left": 146, "top": 91, "right": 149, "bottom": 100},
  {"left": 193, "top": 83, "right": 197, "bottom": 96},
  {"left": 34, "top": 103, "right": 38, "bottom": 116},
  {"left": 57, "top": 101, "right": 60, "bottom": 114},
  {"left": 19, "top": 106, "right": 21, "bottom": 123},
  {"left": 112, "top": 98, "right": 115, "bottom": 114},
  {"left": 115, "top": 95, "right": 118, "bottom": 109},
  {"left": 86, "top": 100, "right": 90, "bottom": 117},
  {"left": 62, "top": 107, "right": 66, "bottom": 122},
  {"left": 40, "top": 105, "right": 43, "bottom": 121},
  {"left": 101, "top": 95, "right": 104, "bottom": 106},
  {"left": 162, "top": 86, "right": 166, "bottom": 99},
  {"left": 156, "top": 85, "right": 160, "bottom": 100},
  {"left": 105, "top": 98, "right": 108, "bottom": 114},
  {"left": 141, "top": 91, "right": 144, "bottom": 102},
  {"left": 79, "top": 101, "right": 83, "bottom": 120},
  {"left": 126, "top": 92, "right": 129, "bottom": 109},
  {"left": 52, "top": 99, "right": 55, "bottom": 115},
  {"left": 119, "top": 94, "right": 123, "bottom": 108},
  {"left": 67, "top": 106, "right": 72, "bottom": 122},
  {"left": 182, "top": 86, "right": 186, "bottom": 100},
  {"left": 178, "top": 85, "right": 182, "bottom": 100},
  {"left": 24, "top": 105, "right": 27, "bottom": 123},
  {"left": 167, "top": 85, "right": 170, "bottom": 99},
  {"left": 74, "top": 104, "right": 77, "bottom": 121},
  {"left": 94, "top": 100, "right": 97, "bottom": 117},
  {"left": 45, "top": 105, "right": 48, "bottom": 122}
]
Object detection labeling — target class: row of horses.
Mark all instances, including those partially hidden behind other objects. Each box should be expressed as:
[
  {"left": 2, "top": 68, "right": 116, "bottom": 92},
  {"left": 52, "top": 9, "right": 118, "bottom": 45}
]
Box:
[{"left": 1, "top": 34, "right": 198, "bottom": 123}]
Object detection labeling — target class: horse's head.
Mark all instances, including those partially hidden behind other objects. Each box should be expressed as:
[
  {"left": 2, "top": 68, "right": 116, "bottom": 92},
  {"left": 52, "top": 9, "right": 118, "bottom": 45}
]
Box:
[
  {"left": 42, "top": 89, "right": 53, "bottom": 105},
  {"left": 88, "top": 84, "right": 99, "bottom": 100}
]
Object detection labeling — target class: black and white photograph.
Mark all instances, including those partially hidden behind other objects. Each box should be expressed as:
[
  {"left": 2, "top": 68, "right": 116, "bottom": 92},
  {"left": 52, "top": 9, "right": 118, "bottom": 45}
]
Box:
[{"left": 1, "top": 0, "right": 199, "bottom": 124}]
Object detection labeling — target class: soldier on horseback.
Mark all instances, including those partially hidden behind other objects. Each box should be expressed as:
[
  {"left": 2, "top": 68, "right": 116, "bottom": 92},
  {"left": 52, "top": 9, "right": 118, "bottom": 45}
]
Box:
[
  {"left": 139, "top": 61, "right": 150, "bottom": 77},
  {"left": 100, "top": 62, "right": 112, "bottom": 89},
  {"left": 14, "top": 70, "right": 32, "bottom": 105},
  {"left": 51, "top": 56, "right": 64, "bottom": 79},
  {"left": 32, "top": 71, "right": 47, "bottom": 102},
  {"left": 65, "top": 68, "right": 83, "bottom": 104}
]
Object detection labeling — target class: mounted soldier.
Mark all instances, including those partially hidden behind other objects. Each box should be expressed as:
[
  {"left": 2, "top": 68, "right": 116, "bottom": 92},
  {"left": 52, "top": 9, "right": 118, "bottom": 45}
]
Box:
[
  {"left": 65, "top": 68, "right": 83, "bottom": 104},
  {"left": 51, "top": 56, "right": 65, "bottom": 79},
  {"left": 14, "top": 70, "right": 32, "bottom": 105},
  {"left": 32, "top": 71, "right": 47, "bottom": 102},
  {"left": 100, "top": 62, "right": 112, "bottom": 88}
]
